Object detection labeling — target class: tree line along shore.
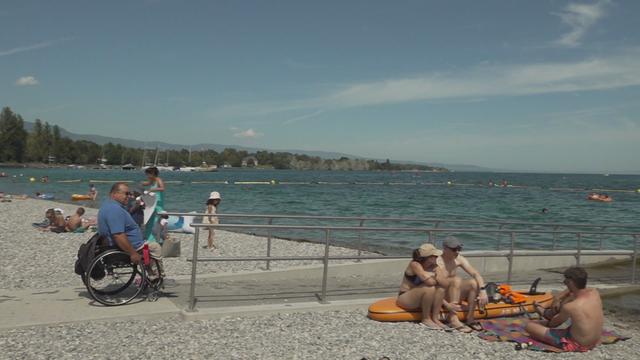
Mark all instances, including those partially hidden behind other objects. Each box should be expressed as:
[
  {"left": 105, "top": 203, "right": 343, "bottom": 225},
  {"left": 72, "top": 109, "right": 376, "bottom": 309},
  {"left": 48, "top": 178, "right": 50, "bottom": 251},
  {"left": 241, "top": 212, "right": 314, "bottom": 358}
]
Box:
[{"left": 0, "top": 106, "right": 448, "bottom": 172}]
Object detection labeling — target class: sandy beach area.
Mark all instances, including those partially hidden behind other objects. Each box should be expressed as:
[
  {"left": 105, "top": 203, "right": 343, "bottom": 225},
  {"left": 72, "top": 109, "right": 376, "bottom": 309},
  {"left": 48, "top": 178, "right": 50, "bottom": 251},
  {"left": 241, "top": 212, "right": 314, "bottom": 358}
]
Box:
[{"left": 0, "top": 198, "right": 638, "bottom": 359}]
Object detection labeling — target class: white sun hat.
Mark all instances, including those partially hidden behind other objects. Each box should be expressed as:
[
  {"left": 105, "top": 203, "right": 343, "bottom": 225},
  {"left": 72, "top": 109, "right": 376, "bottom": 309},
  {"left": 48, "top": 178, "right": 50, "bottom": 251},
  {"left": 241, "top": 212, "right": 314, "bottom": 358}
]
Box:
[{"left": 209, "top": 191, "right": 221, "bottom": 200}]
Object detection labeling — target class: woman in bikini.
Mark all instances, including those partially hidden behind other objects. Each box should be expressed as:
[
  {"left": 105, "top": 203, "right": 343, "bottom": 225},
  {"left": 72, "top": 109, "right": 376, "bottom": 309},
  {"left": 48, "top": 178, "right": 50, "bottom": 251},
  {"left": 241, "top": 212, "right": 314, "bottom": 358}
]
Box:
[{"left": 396, "top": 243, "right": 455, "bottom": 330}]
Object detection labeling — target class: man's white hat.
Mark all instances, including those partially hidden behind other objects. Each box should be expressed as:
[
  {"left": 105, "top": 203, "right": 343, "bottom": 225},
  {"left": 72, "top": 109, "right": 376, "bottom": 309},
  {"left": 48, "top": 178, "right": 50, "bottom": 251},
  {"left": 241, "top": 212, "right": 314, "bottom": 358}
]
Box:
[{"left": 209, "top": 191, "right": 221, "bottom": 200}]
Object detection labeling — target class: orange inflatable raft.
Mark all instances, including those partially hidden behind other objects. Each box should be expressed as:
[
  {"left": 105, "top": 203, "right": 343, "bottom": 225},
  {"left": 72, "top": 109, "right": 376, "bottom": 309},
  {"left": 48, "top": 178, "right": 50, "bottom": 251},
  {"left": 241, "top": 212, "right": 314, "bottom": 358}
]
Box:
[
  {"left": 368, "top": 287, "right": 553, "bottom": 322},
  {"left": 71, "top": 194, "right": 93, "bottom": 201}
]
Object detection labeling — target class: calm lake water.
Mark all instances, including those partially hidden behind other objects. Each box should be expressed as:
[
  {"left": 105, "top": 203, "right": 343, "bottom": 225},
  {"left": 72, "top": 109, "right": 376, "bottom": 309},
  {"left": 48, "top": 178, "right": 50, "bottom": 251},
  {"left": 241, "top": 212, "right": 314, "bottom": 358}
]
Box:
[{"left": 2, "top": 168, "right": 639, "bottom": 254}]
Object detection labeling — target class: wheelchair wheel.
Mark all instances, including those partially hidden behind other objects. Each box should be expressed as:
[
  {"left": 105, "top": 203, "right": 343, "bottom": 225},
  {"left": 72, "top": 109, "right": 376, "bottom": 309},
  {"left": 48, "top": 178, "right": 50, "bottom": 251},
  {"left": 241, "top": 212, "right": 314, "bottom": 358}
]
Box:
[{"left": 85, "top": 249, "right": 145, "bottom": 306}]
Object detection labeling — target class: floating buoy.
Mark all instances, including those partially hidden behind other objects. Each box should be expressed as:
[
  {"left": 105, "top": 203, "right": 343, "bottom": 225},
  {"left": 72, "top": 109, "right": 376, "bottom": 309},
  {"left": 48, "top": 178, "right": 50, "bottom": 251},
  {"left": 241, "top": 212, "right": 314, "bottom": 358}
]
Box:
[
  {"left": 29, "top": 177, "right": 36, "bottom": 182},
  {"left": 270, "top": 180, "right": 277, "bottom": 185}
]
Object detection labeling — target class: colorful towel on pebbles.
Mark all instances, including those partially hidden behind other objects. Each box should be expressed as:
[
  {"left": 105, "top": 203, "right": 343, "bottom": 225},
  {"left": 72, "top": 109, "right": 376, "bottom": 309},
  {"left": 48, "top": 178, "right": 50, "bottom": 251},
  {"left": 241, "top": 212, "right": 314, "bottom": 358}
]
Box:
[{"left": 477, "top": 317, "right": 629, "bottom": 352}]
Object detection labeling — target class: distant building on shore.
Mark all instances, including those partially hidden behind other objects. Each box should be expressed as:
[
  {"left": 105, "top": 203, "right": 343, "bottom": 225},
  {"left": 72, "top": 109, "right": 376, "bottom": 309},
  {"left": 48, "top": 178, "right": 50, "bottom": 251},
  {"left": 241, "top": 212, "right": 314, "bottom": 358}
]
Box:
[{"left": 241, "top": 156, "right": 259, "bottom": 167}]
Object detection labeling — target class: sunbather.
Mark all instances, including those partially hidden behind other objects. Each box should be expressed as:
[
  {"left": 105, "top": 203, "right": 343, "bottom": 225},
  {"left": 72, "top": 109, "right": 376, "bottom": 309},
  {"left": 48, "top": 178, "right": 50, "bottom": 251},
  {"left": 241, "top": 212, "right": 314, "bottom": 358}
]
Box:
[
  {"left": 525, "top": 267, "right": 603, "bottom": 352},
  {"left": 436, "top": 236, "right": 489, "bottom": 333},
  {"left": 40, "top": 208, "right": 66, "bottom": 232},
  {"left": 65, "top": 207, "right": 93, "bottom": 232},
  {"left": 396, "top": 244, "right": 455, "bottom": 330}
]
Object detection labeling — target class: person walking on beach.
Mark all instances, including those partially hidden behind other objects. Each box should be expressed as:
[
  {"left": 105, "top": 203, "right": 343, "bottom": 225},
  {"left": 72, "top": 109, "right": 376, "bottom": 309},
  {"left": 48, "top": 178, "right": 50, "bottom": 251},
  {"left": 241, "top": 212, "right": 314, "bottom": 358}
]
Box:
[
  {"left": 204, "top": 192, "right": 221, "bottom": 250},
  {"left": 142, "top": 167, "right": 165, "bottom": 243},
  {"left": 525, "top": 267, "right": 603, "bottom": 352},
  {"left": 436, "top": 236, "right": 489, "bottom": 333}
]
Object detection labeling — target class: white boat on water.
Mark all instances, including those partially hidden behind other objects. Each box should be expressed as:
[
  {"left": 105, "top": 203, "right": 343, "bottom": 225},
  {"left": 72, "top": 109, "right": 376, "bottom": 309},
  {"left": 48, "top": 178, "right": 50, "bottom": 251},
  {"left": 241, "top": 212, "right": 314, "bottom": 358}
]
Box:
[
  {"left": 141, "top": 165, "right": 175, "bottom": 172},
  {"left": 176, "top": 162, "right": 218, "bottom": 172},
  {"left": 194, "top": 162, "right": 218, "bottom": 172}
]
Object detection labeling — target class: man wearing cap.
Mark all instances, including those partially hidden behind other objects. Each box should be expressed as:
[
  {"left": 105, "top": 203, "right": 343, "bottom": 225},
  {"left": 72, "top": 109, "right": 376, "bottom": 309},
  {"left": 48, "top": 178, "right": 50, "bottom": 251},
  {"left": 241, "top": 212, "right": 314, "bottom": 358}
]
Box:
[
  {"left": 204, "top": 191, "right": 221, "bottom": 250},
  {"left": 437, "top": 236, "right": 489, "bottom": 332}
]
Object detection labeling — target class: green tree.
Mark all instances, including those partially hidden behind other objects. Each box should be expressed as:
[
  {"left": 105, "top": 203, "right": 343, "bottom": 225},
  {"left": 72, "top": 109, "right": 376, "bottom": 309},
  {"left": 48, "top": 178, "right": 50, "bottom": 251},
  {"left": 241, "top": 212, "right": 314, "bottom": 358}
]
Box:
[
  {"left": 0, "top": 107, "right": 28, "bottom": 162},
  {"left": 42, "top": 122, "right": 53, "bottom": 160},
  {"left": 51, "top": 125, "right": 64, "bottom": 162},
  {"left": 26, "top": 119, "right": 46, "bottom": 161}
]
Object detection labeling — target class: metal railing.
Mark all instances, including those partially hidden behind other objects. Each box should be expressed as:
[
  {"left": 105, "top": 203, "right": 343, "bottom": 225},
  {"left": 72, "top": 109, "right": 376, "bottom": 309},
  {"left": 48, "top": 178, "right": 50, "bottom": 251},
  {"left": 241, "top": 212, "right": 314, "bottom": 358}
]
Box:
[
  {"left": 168, "top": 212, "right": 640, "bottom": 268},
  {"left": 171, "top": 213, "right": 640, "bottom": 311}
]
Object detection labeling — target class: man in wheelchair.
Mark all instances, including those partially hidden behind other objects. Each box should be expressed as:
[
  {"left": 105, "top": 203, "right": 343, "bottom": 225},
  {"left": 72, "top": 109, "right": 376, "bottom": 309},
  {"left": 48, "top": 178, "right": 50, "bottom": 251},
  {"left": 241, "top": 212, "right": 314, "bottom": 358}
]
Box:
[{"left": 98, "top": 182, "right": 163, "bottom": 278}]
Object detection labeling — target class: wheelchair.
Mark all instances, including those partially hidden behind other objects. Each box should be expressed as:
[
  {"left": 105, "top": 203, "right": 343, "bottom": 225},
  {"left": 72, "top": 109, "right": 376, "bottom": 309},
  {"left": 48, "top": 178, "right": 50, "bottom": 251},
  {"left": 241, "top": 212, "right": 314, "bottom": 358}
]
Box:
[{"left": 83, "top": 246, "right": 164, "bottom": 306}]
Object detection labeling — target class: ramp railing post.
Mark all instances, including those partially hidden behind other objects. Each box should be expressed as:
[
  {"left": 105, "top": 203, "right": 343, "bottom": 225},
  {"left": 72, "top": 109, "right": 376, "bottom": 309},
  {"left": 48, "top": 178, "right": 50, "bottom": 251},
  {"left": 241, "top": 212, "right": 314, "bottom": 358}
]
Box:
[
  {"left": 428, "top": 230, "right": 434, "bottom": 244},
  {"left": 188, "top": 226, "right": 200, "bottom": 311},
  {"left": 632, "top": 235, "right": 638, "bottom": 284},
  {"left": 320, "top": 229, "right": 331, "bottom": 304},
  {"left": 507, "top": 232, "right": 515, "bottom": 283},
  {"left": 356, "top": 219, "right": 364, "bottom": 262},
  {"left": 266, "top": 218, "right": 273, "bottom": 270},
  {"left": 576, "top": 233, "right": 582, "bottom": 266},
  {"left": 433, "top": 221, "right": 440, "bottom": 245}
]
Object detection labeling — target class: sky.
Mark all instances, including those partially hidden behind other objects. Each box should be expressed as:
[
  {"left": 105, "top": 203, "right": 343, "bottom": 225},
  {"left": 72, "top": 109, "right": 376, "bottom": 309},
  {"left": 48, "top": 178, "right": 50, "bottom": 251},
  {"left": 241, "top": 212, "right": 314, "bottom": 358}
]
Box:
[{"left": 1, "top": 0, "right": 640, "bottom": 173}]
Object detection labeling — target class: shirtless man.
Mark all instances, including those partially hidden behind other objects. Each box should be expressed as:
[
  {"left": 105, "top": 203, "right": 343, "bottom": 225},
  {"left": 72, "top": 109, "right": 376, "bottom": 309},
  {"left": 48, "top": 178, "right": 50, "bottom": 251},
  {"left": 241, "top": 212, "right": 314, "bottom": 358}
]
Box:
[
  {"left": 525, "top": 267, "right": 603, "bottom": 352},
  {"left": 436, "top": 236, "right": 488, "bottom": 332},
  {"left": 66, "top": 207, "right": 89, "bottom": 232}
]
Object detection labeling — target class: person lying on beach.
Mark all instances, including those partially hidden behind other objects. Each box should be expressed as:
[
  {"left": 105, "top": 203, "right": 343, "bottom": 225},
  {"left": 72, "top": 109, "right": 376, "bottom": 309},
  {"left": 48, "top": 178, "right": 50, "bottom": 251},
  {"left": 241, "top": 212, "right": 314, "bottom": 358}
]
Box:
[
  {"left": 525, "top": 267, "right": 603, "bottom": 352},
  {"left": 65, "top": 207, "right": 93, "bottom": 232},
  {"left": 436, "top": 236, "right": 489, "bottom": 333},
  {"left": 40, "top": 208, "right": 66, "bottom": 232},
  {"left": 396, "top": 243, "right": 455, "bottom": 330}
]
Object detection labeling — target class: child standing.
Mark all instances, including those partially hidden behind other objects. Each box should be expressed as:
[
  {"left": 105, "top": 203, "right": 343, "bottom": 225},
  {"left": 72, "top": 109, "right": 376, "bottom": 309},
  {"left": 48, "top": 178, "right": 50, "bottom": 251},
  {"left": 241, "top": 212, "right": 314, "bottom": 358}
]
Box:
[{"left": 204, "top": 192, "right": 221, "bottom": 250}]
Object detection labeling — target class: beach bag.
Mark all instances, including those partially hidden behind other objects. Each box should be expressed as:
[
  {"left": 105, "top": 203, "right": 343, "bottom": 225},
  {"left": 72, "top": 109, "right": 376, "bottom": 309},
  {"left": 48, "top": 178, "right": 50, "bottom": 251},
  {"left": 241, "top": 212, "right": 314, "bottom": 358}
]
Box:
[
  {"left": 161, "top": 237, "right": 181, "bottom": 257},
  {"left": 74, "top": 233, "right": 105, "bottom": 280}
]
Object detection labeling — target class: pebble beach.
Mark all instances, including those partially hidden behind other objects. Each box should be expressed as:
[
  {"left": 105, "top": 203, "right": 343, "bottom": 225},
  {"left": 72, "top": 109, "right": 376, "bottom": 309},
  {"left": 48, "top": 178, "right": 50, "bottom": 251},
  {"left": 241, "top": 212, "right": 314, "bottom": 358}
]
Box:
[
  {"left": 0, "top": 198, "right": 638, "bottom": 359},
  {"left": 0, "top": 198, "right": 372, "bottom": 290}
]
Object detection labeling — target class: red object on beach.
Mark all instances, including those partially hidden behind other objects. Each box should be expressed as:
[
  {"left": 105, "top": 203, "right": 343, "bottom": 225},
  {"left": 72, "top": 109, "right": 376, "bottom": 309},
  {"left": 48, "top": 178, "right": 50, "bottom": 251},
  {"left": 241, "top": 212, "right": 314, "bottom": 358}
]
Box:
[{"left": 143, "top": 243, "right": 150, "bottom": 266}]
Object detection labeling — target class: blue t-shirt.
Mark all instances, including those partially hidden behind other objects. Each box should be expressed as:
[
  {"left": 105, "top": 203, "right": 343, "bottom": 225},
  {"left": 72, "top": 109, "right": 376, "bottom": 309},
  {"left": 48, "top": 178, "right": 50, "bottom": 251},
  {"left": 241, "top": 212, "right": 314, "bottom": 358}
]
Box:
[{"left": 98, "top": 199, "right": 145, "bottom": 250}]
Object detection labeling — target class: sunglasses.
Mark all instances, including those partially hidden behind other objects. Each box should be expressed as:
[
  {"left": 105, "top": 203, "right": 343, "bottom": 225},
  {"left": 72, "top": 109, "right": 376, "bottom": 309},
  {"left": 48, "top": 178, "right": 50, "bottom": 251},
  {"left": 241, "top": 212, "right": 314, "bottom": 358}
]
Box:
[{"left": 446, "top": 246, "right": 462, "bottom": 252}]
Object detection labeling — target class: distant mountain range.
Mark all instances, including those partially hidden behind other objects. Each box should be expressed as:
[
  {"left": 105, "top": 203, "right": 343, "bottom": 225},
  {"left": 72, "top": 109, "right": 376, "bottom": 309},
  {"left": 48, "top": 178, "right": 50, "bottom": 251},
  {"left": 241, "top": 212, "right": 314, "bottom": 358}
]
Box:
[{"left": 23, "top": 121, "right": 495, "bottom": 172}]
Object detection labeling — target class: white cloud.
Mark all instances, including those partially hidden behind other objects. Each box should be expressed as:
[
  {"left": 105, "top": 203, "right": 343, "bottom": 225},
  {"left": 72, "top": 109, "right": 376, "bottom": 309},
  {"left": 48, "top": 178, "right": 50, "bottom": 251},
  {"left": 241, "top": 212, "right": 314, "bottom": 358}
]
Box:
[
  {"left": 15, "top": 76, "right": 39, "bottom": 86},
  {"left": 0, "top": 37, "right": 71, "bottom": 57},
  {"left": 552, "top": 0, "right": 610, "bottom": 48},
  {"left": 211, "top": 48, "right": 640, "bottom": 119},
  {"left": 233, "top": 128, "right": 263, "bottom": 138}
]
